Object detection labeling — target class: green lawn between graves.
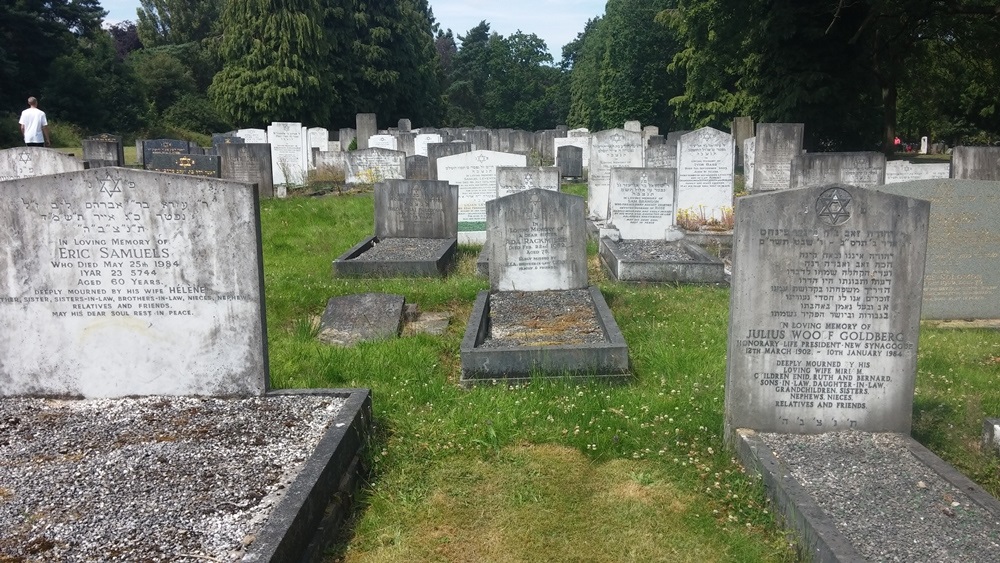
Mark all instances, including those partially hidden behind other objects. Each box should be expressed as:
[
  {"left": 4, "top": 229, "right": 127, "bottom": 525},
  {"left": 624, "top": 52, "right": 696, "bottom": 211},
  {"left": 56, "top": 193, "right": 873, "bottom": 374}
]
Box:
[{"left": 258, "top": 183, "right": 1000, "bottom": 563}]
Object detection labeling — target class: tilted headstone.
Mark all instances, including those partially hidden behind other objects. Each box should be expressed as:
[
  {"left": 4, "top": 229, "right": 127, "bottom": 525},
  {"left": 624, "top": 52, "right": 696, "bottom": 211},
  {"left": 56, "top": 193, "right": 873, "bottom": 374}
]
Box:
[
  {"left": 676, "top": 127, "right": 735, "bottom": 221},
  {"left": 790, "top": 152, "right": 886, "bottom": 189},
  {"left": 496, "top": 166, "right": 560, "bottom": 198},
  {"left": 405, "top": 155, "right": 429, "bottom": 180},
  {"left": 220, "top": 143, "right": 274, "bottom": 198},
  {"left": 267, "top": 121, "right": 305, "bottom": 192},
  {"left": 725, "top": 185, "right": 929, "bottom": 436},
  {"left": 556, "top": 146, "right": 583, "bottom": 179},
  {"left": 743, "top": 137, "right": 756, "bottom": 187},
  {"left": 317, "top": 293, "right": 404, "bottom": 347},
  {"left": 732, "top": 117, "right": 755, "bottom": 168},
  {"left": 356, "top": 113, "right": 378, "bottom": 150},
  {"left": 374, "top": 180, "right": 458, "bottom": 239},
  {"left": 145, "top": 153, "right": 221, "bottom": 178},
  {"left": 883, "top": 161, "right": 950, "bottom": 184},
  {"left": 314, "top": 148, "right": 405, "bottom": 185},
  {"left": 83, "top": 135, "right": 124, "bottom": 167},
  {"left": 486, "top": 188, "right": 587, "bottom": 291},
  {"left": 0, "top": 168, "right": 267, "bottom": 397},
  {"left": 951, "top": 146, "right": 1000, "bottom": 180},
  {"left": 608, "top": 168, "right": 676, "bottom": 239},
  {"left": 0, "top": 147, "right": 84, "bottom": 180},
  {"left": 427, "top": 141, "right": 472, "bottom": 180},
  {"left": 588, "top": 128, "right": 644, "bottom": 221},
  {"left": 142, "top": 139, "right": 192, "bottom": 169},
  {"left": 437, "top": 149, "right": 527, "bottom": 243},
  {"left": 236, "top": 128, "right": 268, "bottom": 144},
  {"left": 875, "top": 179, "right": 1000, "bottom": 320},
  {"left": 752, "top": 123, "right": 804, "bottom": 192}
]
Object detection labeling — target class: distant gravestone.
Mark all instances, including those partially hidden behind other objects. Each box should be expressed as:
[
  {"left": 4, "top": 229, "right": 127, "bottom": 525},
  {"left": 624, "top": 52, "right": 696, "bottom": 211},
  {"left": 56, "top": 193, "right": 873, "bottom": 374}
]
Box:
[
  {"left": 83, "top": 135, "right": 124, "bottom": 166},
  {"left": 415, "top": 133, "right": 443, "bottom": 157},
  {"left": 534, "top": 130, "right": 562, "bottom": 163},
  {"left": 556, "top": 146, "right": 583, "bottom": 178},
  {"left": 0, "top": 168, "right": 267, "bottom": 397},
  {"left": 220, "top": 143, "right": 274, "bottom": 198},
  {"left": 883, "top": 161, "right": 950, "bottom": 184},
  {"left": 236, "top": 128, "right": 268, "bottom": 144},
  {"left": 374, "top": 180, "right": 458, "bottom": 239},
  {"left": 317, "top": 293, "right": 403, "bottom": 347},
  {"left": 356, "top": 113, "right": 377, "bottom": 150},
  {"left": 462, "top": 129, "right": 491, "bottom": 151},
  {"left": 315, "top": 148, "right": 405, "bottom": 184},
  {"left": 624, "top": 120, "right": 642, "bottom": 132},
  {"left": 919, "top": 136, "right": 929, "bottom": 155},
  {"left": 395, "top": 132, "right": 416, "bottom": 157},
  {"left": 508, "top": 130, "right": 534, "bottom": 155},
  {"left": 666, "top": 131, "right": 690, "bottom": 143},
  {"left": 142, "top": 139, "right": 192, "bottom": 169},
  {"left": 951, "top": 146, "right": 1000, "bottom": 180},
  {"left": 368, "top": 134, "right": 398, "bottom": 151},
  {"left": 398, "top": 119, "right": 412, "bottom": 133},
  {"left": 267, "top": 122, "right": 305, "bottom": 192},
  {"left": 743, "top": 137, "right": 756, "bottom": 187},
  {"left": 308, "top": 128, "right": 330, "bottom": 161},
  {"left": 145, "top": 153, "right": 221, "bottom": 177},
  {"left": 554, "top": 137, "right": 590, "bottom": 169},
  {"left": 338, "top": 128, "right": 356, "bottom": 151},
  {"left": 790, "top": 152, "right": 886, "bottom": 189},
  {"left": 437, "top": 149, "right": 527, "bottom": 243},
  {"left": 645, "top": 142, "right": 677, "bottom": 169},
  {"left": 732, "top": 117, "right": 755, "bottom": 168},
  {"left": 875, "top": 179, "right": 1000, "bottom": 319},
  {"left": 568, "top": 128, "right": 590, "bottom": 138},
  {"left": 405, "top": 155, "right": 429, "bottom": 180},
  {"left": 725, "top": 184, "right": 929, "bottom": 436},
  {"left": 428, "top": 141, "right": 472, "bottom": 180},
  {"left": 642, "top": 125, "right": 660, "bottom": 147},
  {"left": 496, "top": 166, "right": 560, "bottom": 197},
  {"left": 752, "top": 123, "right": 804, "bottom": 192},
  {"left": 0, "top": 147, "right": 84, "bottom": 180},
  {"left": 608, "top": 168, "right": 676, "bottom": 239},
  {"left": 486, "top": 188, "right": 587, "bottom": 291},
  {"left": 676, "top": 127, "right": 735, "bottom": 221},
  {"left": 589, "top": 128, "right": 644, "bottom": 221}
]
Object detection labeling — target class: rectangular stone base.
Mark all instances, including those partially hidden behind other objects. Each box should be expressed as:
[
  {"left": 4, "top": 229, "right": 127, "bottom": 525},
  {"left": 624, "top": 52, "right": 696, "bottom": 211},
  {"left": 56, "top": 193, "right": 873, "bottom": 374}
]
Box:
[
  {"left": 332, "top": 236, "right": 457, "bottom": 278},
  {"left": 600, "top": 238, "right": 727, "bottom": 283},
  {"left": 459, "top": 286, "right": 630, "bottom": 385}
]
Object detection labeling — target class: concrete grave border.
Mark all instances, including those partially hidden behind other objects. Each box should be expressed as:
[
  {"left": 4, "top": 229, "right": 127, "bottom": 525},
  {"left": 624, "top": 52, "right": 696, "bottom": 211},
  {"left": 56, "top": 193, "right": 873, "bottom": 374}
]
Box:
[
  {"left": 332, "top": 236, "right": 457, "bottom": 278},
  {"left": 599, "top": 238, "right": 727, "bottom": 284}
]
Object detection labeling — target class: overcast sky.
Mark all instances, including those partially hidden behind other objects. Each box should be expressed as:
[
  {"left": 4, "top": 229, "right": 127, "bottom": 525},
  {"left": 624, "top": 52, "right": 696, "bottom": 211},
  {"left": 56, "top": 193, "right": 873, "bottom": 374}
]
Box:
[{"left": 99, "top": 0, "right": 607, "bottom": 58}]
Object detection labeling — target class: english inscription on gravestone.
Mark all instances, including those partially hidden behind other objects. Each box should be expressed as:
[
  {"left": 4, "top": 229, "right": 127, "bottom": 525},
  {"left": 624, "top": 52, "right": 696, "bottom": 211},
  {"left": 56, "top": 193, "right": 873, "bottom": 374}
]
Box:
[
  {"left": 790, "top": 152, "right": 886, "bottom": 189},
  {"left": 374, "top": 180, "right": 458, "bottom": 239},
  {"left": 726, "top": 185, "right": 929, "bottom": 436},
  {"left": 589, "top": 129, "right": 644, "bottom": 221},
  {"left": 608, "top": 168, "right": 675, "bottom": 240},
  {"left": 752, "top": 123, "right": 804, "bottom": 192}
]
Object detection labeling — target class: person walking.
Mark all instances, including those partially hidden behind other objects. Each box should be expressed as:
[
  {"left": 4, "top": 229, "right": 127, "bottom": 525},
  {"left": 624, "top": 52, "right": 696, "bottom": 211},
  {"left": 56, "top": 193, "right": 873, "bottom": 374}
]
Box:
[{"left": 19, "top": 96, "right": 50, "bottom": 147}]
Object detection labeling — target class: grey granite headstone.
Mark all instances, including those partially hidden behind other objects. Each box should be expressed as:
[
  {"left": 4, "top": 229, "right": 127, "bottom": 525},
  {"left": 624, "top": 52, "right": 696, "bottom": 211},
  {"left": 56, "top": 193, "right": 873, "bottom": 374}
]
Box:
[
  {"left": 427, "top": 141, "right": 472, "bottom": 180},
  {"left": 338, "top": 128, "right": 356, "bottom": 151},
  {"left": 398, "top": 118, "right": 412, "bottom": 133},
  {"left": 405, "top": 155, "right": 429, "bottom": 180},
  {"left": 317, "top": 293, "right": 403, "bottom": 346},
  {"left": 374, "top": 180, "right": 458, "bottom": 239},
  {"left": 883, "top": 160, "right": 950, "bottom": 184},
  {"left": 874, "top": 179, "right": 1000, "bottom": 319},
  {"left": 142, "top": 139, "right": 192, "bottom": 169},
  {"left": 556, "top": 146, "right": 583, "bottom": 178},
  {"left": 145, "top": 153, "right": 221, "bottom": 177},
  {"left": 951, "top": 146, "right": 1000, "bottom": 180},
  {"left": 487, "top": 188, "right": 587, "bottom": 291},
  {"left": 676, "top": 127, "right": 735, "bottom": 221},
  {"left": 790, "top": 152, "right": 886, "bottom": 189},
  {"left": 0, "top": 147, "right": 84, "bottom": 180},
  {"left": 589, "top": 129, "right": 644, "bottom": 221},
  {"left": 554, "top": 137, "right": 589, "bottom": 169},
  {"left": 83, "top": 135, "right": 124, "bottom": 167},
  {"left": 726, "top": 184, "right": 929, "bottom": 436},
  {"left": 356, "top": 113, "right": 377, "bottom": 150},
  {"left": 462, "top": 129, "right": 491, "bottom": 151},
  {"left": 0, "top": 168, "right": 267, "bottom": 397},
  {"left": 220, "top": 143, "right": 274, "bottom": 198},
  {"left": 508, "top": 130, "right": 534, "bottom": 155},
  {"left": 752, "top": 123, "right": 804, "bottom": 192},
  {"left": 496, "top": 166, "right": 560, "bottom": 197},
  {"left": 608, "top": 168, "right": 676, "bottom": 239}
]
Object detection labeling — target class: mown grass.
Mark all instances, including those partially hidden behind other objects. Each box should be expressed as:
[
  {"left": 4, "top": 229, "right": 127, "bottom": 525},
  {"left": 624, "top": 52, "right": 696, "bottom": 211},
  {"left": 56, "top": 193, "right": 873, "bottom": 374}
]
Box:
[{"left": 258, "top": 191, "right": 1000, "bottom": 562}]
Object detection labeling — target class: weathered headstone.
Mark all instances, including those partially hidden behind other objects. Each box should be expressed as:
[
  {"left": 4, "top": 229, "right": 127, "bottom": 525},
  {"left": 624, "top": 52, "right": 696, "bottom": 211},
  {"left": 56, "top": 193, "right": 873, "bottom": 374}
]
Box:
[
  {"left": 883, "top": 160, "right": 950, "bottom": 184},
  {"left": 951, "top": 146, "right": 1000, "bottom": 180},
  {"left": 338, "top": 128, "right": 356, "bottom": 151},
  {"left": 267, "top": 122, "right": 305, "bottom": 192},
  {"left": 355, "top": 113, "right": 377, "bottom": 150},
  {"left": 317, "top": 293, "right": 404, "bottom": 347},
  {"left": 875, "top": 179, "right": 1000, "bottom": 319},
  {"left": 220, "top": 143, "right": 274, "bottom": 198},
  {"left": 508, "top": 130, "right": 534, "bottom": 155},
  {"left": 145, "top": 153, "right": 221, "bottom": 177},
  {"left": 374, "top": 180, "right": 458, "bottom": 239},
  {"left": 743, "top": 137, "right": 756, "bottom": 187},
  {"left": 608, "top": 168, "right": 676, "bottom": 239},
  {"left": 437, "top": 149, "right": 527, "bottom": 243},
  {"left": 236, "top": 128, "right": 268, "bottom": 144},
  {"left": 405, "top": 155, "right": 429, "bottom": 180},
  {"left": 676, "top": 127, "right": 735, "bottom": 221},
  {"left": 415, "top": 133, "right": 443, "bottom": 157},
  {"left": 308, "top": 128, "right": 330, "bottom": 162},
  {"left": 624, "top": 120, "right": 642, "bottom": 132},
  {"left": 368, "top": 134, "right": 398, "bottom": 151},
  {"left": 314, "top": 148, "right": 405, "bottom": 185},
  {"left": 645, "top": 142, "right": 677, "bottom": 170},
  {"left": 556, "top": 146, "right": 583, "bottom": 179},
  {"left": 752, "top": 123, "right": 804, "bottom": 192},
  {"left": 462, "top": 129, "right": 491, "bottom": 151},
  {"left": 0, "top": 147, "right": 84, "bottom": 180},
  {"left": 0, "top": 168, "right": 267, "bottom": 397},
  {"left": 496, "top": 166, "right": 560, "bottom": 197},
  {"left": 732, "top": 117, "right": 755, "bottom": 168},
  {"left": 588, "top": 128, "right": 644, "bottom": 221},
  {"left": 427, "top": 141, "right": 472, "bottom": 180},
  {"left": 142, "top": 139, "right": 192, "bottom": 169},
  {"left": 790, "top": 152, "right": 886, "bottom": 189},
  {"left": 398, "top": 119, "right": 412, "bottom": 133},
  {"left": 725, "top": 184, "right": 929, "bottom": 436},
  {"left": 83, "top": 135, "right": 124, "bottom": 167}
]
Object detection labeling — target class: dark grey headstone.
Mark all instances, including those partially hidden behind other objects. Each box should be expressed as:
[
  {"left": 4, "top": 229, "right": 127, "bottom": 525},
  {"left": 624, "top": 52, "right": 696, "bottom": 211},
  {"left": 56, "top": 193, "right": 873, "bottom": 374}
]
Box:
[
  {"left": 318, "top": 293, "right": 404, "bottom": 346},
  {"left": 398, "top": 118, "right": 412, "bottom": 133},
  {"left": 145, "top": 153, "right": 221, "bottom": 178},
  {"left": 374, "top": 180, "right": 458, "bottom": 239},
  {"left": 427, "top": 141, "right": 472, "bottom": 180},
  {"left": 790, "top": 152, "right": 886, "bottom": 189},
  {"left": 339, "top": 128, "right": 356, "bottom": 151},
  {"left": 645, "top": 143, "right": 677, "bottom": 169},
  {"left": 508, "top": 130, "right": 534, "bottom": 155},
  {"left": 951, "top": 146, "right": 1000, "bottom": 180},
  {"left": 726, "top": 184, "right": 929, "bottom": 437},
  {"left": 355, "top": 113, "right": 377, "bottom": 150},
  {"left": 142, "top": 139, "right": 192, "bottom": 168},
  {"left": 220, "top": 143, "right": 274, "bottom": 198},
  {"left": 557, "top": 146, "right": 583, "bottom": 178},
  {"left": 405, "top": 155, "right": 429, "bottom": 180},
  {"left": 752, "top": 123, "right": 804, "bottom": 192}
]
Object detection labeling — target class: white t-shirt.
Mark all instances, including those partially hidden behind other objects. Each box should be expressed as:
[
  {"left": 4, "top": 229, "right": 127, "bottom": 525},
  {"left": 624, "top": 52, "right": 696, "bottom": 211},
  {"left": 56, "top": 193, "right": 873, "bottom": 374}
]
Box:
[{"left": 19, "top": 107, "right": 47, "bottom": 144}]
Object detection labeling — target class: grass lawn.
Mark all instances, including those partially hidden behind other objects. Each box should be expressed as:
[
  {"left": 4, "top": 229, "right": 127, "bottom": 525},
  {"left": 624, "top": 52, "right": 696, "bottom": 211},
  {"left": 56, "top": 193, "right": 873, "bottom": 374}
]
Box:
[{"left": 263, "top": 184, "right": 999, "bottom": 562}]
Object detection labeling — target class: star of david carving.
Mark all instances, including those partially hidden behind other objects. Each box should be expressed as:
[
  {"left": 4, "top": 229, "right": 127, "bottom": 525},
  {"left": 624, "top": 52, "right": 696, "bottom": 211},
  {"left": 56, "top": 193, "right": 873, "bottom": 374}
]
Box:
[
  {"left": 610, "top": 133, "right": 624, "bottom": 143},
  {"left": 17, "top": 151, "right": 31, "bottom": 164},
  {"left": 477, "top": 154, "right": 489, "bottom": 163},
  {"left": 523, "top": 173, "right": 534, "bottom": 188},
  {"left": 99, "top": 172, "right": 123, "bottom": 198},
  {"left": 816, "top": 187, "right": 852, "bottom": 226}
]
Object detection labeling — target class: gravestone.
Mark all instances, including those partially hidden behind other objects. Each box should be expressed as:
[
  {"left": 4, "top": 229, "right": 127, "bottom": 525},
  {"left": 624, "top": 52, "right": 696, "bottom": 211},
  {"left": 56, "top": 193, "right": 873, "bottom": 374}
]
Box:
[
  {"left": 666, "top": 131, "right": 690, "bottom": 143},
  {"left": 317, "top": 293, "right": 404, "bottom": 347},
  {"left": 676, "top": 127, "right": 735, "bottom": 221},
  {"left": 83, "top": 134, "right": 124, "bottom": 167},
  {"left": 752, "top": 123, "right": 804, "bottom": 192},
  {"left": 338, "top": 128, "right": 356, "bottom": 151},
  {"left": 790, "top": 152, "right": 886, "bottom": 189},
  {"left": 314, "top": 148, "right": 405, "bottom": 185},
  {"left": 428, "top": 141, "right": 472, "bottom": 180},
  {"left": 588, "top": 128, "right": 644, "bottom": 221},
  {"left": 557, "top": 146, "right": 583, "bottom": 179},
  {"left": 437, "top": 149, "right": 527, "bottom": 244},
  {"left": 951, "top": 146, "right": 1000, "bottom": 180},
  {"left": 875, "top": 179, "right": 1000, "bottom": 319},
  {"left": 236, "top": 128, "right": 268, "bottom": 144},
  {"left": 645, "top": 142, "right": 677, "bottom": 169},
  {"left": 0, "top": 168, "right": 267, "bottom": 397},
  {"left": 624, "top": 121, "right": 642, "bottom": 132},
  {"left": 220, "top": 143, "right": 274, "bottom": 198},
  {"left": 534, "top": 129, "right": 563, "bottom": 163},
  {"left": 395, "top": 132, "right": 416, "bottom": 157},
  {"left": 554, "top": 136, "right": 590, "bottom": 169},
  {"left": 642, "top": 126, "right": 660, "bottom": 147},
  {"left": 398, "top": 119, "right": 412, "bottom": 132},
  {"left": 462, "top": 129, "right": 491, "bottom": 151},
  {"left": 145, "top": 153, "right": 221, "bottom": 177},
  {"left": 405, "top": 155, "right": 429, "bottom": 180},
  {"left": 415, "top": 133, "right": 443, "bottom": 157},
  {"left": 355, "top": 113, "right": 377, "bottom": 150},
  {"left": 743, "top": 137, "right": 756, "bottom": 186},
  {"left": 508, "top": 130, "right": 534, "bottom": 155},
  {"left": 919, "top": 136, "right": 928, "bottom": 155},
  {"left": 308, "top": 128, "right": 330, "bottom": 163},
  {"left": 725, "top": 184, "right": 929, "bottom": 437},
  {"left": 267, "top": 121, "right": 305, "bottom": 192},
  {"left": 0, "top": 147, "right": 84, "bottom": 180},
  {"left": 608, "top": 168, "right": 676, "bottom": 239},
  {"left": 368, "top": 134, "right": 398, "bottom": 151},
  {"left": 732, "top": 117, "right": 754, "bottom": 168},
  {"left": 142, "top": 139, "right": 192, "bottom": 168},
  {"left": 568, "top": 127, "right": 590, "bottom": 138},
  {"left": 883, "top": 160, "right": 950, "bottom": 184},
  {"left": 496, "top": 166, "right": 560, "bottom": 197}
]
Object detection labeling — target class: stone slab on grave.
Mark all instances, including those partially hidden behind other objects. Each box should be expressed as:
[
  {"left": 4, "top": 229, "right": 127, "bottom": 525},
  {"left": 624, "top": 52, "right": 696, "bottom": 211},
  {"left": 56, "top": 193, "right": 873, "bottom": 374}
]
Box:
[
  {"left": 874, "top": 179, "right": 1000, "bottom": 319},
  {"left": 219, "top": 143, "right": 275, "bottom": 198},
  {"left": 556, "top": 146, "right": 584, "bottom": 179},
  {"left": 317, "top": 293, "right": 404, "bottom": 346},
  {"left": 789, "top": 151, "right": 886, "bottom": 189},
  {"left": 600, "top": 238, "right": 726, "bottom": 283},
  {"left": 884, "top": 160, "right": 950, "bottom": 184},
  {"left": 676, "top": 127, "right": 735, "bottom": 221},
  {"left": 588, "top": 128, "right": 644, "bottom": 222},
  {"left": 751, "top": 123, "right": 804, "bottom": 192},
  {"left": 437, "top": 149, "right": 527, "bottom": 244},
  {"left": 83, "top": 135, "right": 124, "bottom": 166},
  {"left": 460, "top": 189, "right": 629, "bottom": 384},
  {"left": 0, "top": 147, "right": 84, "bottom": 180},
  {"left": 145, "top": 152, "right": 221, "bottom": 177},
  {"left": 951, "top": 146, "right": 1000, "bottom": 180}
]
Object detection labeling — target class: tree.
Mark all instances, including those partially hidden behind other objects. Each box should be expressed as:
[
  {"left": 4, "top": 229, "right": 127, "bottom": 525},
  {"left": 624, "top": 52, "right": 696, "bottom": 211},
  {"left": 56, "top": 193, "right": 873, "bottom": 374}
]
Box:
[
  {"left": 443, "top": 21, "right": 493, "bottom": 126},
  {"left": 136, "top": 0, "right": 221, "bottom": 47},
  {"left": 566, "top": 18, "right": 606, "bottom": 129}
]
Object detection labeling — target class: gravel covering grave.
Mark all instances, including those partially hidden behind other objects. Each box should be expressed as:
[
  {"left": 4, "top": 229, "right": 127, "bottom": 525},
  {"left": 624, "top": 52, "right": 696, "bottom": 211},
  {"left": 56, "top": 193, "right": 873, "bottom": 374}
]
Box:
[
  {"left": 347, "top": 237, "right": 452, "bottom": 261},
  {"left": 481, "top": 289, "right": 606, "bottom": 348},
  {"left": 615, "top": 240, "right": 694, "bottom": 261},
  {"left": 758, "top": 431, "right": 1000, "bottom": 561},
  {"left": 0, "top": 395, "right": 345, "bottom": 562}
]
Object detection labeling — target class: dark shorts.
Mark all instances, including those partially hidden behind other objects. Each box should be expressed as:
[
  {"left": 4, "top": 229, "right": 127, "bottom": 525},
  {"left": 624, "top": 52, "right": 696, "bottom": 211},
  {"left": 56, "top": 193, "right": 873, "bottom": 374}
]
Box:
[{"left": 25, "top": 142, "right": 44, "bottom": 147}]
